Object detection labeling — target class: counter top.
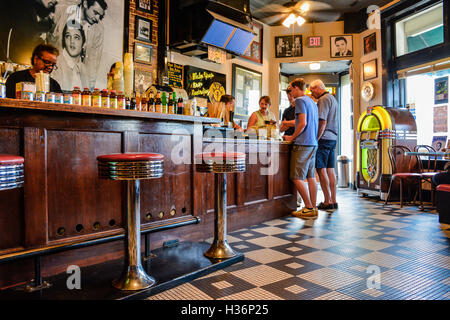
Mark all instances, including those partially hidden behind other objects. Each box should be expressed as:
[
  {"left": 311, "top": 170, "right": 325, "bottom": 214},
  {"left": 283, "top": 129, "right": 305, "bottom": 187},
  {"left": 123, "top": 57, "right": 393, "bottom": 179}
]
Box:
[{"left": 0, "top": 98, "right": 220, "bottom": 124}]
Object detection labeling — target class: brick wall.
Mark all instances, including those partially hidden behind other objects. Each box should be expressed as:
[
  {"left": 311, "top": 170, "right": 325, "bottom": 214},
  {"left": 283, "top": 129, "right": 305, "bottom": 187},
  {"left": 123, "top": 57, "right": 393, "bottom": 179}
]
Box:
[{"left": 128, "top": 0, "right": 159, "bottom": 82}]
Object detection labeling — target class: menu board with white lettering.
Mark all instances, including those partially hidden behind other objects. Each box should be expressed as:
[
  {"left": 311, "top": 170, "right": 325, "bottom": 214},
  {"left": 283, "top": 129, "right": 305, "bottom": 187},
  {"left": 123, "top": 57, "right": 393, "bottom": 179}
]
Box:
[
  {"left": 184, "top": 66, "right": 226, "bottom": 102},
  {"left": 167, "top": 62, "right": 183, "bottom": 89}
]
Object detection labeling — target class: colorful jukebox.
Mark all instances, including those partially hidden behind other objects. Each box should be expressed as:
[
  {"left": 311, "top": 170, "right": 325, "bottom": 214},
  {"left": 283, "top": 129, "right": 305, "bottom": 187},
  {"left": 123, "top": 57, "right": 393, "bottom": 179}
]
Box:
[{"left": 356, "top": 106, "right": 417, "bottom": 200}]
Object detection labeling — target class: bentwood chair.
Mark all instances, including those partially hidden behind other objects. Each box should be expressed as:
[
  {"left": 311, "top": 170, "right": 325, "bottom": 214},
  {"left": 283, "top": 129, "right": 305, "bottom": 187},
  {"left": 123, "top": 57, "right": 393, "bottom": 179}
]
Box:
[
  {"left": 385, "top": 146, "right": 422, "bottom": 208},
  {"left": 414, "top": 145, "right": 440, "bottom": 208}
]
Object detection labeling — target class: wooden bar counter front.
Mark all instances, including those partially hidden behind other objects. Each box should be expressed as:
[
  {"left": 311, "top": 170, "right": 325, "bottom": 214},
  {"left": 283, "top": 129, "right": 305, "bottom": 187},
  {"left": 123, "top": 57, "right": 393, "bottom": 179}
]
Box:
[{"left": 0, "top": 98, "right": 295, "bottom": 289}]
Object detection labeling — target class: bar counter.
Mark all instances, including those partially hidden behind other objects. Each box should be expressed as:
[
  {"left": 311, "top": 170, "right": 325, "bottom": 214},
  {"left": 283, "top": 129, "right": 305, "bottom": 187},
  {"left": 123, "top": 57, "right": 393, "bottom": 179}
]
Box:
[{"left": 0, "top": 98, "right": 295, "bottom": 289}]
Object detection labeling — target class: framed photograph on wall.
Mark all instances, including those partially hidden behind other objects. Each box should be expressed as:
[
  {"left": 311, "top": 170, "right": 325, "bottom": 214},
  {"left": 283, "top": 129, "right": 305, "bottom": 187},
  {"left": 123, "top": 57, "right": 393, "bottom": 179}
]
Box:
[
  {"left": 136, "top": 0, "right": 153, "bottom": 14},
  {"left": 240, "top": 21, "right": 263, "bottom": 64},
  {"left": 232, "top": 64, "right": 262, "bottom": 116},
  {"left": 0, "top": 0, "right": 128, "bottom": 91},
  {"left": 363, "top": 32, "right": 377, "bottom": 55},
  {"left": 135, "top": 16, "right": 152, "bottom": 43},
  {"left": 275, "top": 35, "right": 302, "bottom": 58},
  {"left": 134, "top": 42, "right": 153, "bottom": 65},
  {"left": 363, "top": 59, "right": 377, "bottom": 81},
  {"left": 330, "top": 35, "right": 353, "bottom": 57}
]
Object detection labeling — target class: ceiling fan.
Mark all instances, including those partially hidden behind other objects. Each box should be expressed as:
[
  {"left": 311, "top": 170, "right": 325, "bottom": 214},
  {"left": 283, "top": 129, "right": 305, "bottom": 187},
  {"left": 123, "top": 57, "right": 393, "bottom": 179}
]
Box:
[{"left": 253, "top": 1, "right": 342, "bottom": 26}]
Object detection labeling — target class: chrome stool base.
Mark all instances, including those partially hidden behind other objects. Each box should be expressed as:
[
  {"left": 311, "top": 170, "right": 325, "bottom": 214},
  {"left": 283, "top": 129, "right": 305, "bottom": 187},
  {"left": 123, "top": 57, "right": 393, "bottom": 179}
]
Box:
[
  {"left": 112, "top": 266, "right": 155, "bottom": 291},
  {"left": 97, "top": 153, "right": 164, "bottom": 291},
  {"left": 196, "top": 153, "right": 246, "bottom": 260}
]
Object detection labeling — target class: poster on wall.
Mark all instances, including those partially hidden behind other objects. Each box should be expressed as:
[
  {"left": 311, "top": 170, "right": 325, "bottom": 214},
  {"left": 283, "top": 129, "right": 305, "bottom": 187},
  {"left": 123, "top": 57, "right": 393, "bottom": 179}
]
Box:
[
  {"left": 434, "top": 77, "right": 448, "bottom": 105},
  {"left": 433, "top": 105, "right": 448, "bottom": 133},
  {"left": 432, "top": 136, "right": 447, "bottom": 153},
  {"left": 0, "top": 0, "right": 125, "bottom": 91},
  {"left": 167, "top": 62, "right": 183, "bottom": 89},
  {"left": 184, "top": 66, "right": 226, "bottom": 102}
]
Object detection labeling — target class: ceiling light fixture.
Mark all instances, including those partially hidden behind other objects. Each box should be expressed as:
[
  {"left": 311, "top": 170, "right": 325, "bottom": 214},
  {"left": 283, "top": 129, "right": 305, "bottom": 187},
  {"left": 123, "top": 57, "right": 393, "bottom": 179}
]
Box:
[
  {"left": 283, "top": 13, "right": 306, "bottom": 28},
  {"left": 309, "top": 62, "right": 321, "bottom": 71},
  {"left": 282, "top": 13, "right": 297, "bottom": 28},
  {"left": 300, "top": 3, "right": 310, "bottom": 12}
]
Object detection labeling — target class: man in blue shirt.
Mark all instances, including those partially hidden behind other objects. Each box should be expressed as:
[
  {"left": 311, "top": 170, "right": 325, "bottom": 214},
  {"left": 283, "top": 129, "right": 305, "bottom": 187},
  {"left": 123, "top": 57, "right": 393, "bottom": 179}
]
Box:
[{"left": 283, "top": 78, "right": 319, "bottom": 218}]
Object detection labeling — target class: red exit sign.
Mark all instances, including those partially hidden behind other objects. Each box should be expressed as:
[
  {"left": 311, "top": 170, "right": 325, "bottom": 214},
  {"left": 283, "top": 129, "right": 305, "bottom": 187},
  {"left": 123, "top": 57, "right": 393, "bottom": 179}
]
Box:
[{"left": 306, "top": 36, "right": 323, "bottom": 48}]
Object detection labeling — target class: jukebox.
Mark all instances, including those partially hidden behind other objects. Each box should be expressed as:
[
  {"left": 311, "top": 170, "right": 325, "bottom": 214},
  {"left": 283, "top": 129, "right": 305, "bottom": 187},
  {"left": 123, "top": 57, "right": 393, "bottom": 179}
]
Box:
[{"left": 356, "top": 106, "right": 417, "bottom": 200}]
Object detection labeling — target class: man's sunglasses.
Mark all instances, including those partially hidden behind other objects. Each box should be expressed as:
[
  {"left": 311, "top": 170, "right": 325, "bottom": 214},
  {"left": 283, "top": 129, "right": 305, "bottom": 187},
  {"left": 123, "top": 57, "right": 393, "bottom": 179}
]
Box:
[{"left": 38, "top": 56, "right": 58, "bottom": 70}]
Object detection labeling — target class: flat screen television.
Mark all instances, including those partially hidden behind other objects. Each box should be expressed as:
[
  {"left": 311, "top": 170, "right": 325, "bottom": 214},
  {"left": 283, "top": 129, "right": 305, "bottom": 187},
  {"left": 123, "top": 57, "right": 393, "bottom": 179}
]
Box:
[
  {"left": 224, "top": 27, "right": 255, "bottom": 55},
  {"left": 201, "top": 19, "right": 235, "bottom": 48},
  {"left": 201, "top": 18, "right": 255, "bottom": 56}
]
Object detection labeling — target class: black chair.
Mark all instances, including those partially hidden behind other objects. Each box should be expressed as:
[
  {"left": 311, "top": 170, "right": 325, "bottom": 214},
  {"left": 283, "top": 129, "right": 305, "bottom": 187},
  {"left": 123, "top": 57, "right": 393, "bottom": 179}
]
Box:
[
  {"left": 414, "top": 145, "right": 440, "bottom": 208},
  {"left": 385, "top": 146, "right": 422, "bottom": 208}
]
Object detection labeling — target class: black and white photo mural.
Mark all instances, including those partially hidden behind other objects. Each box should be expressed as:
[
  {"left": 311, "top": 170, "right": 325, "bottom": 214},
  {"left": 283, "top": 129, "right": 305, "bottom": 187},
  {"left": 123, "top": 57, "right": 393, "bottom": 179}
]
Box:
[{"left": 0, "top": 0, "right": 125, "bottom": 91}]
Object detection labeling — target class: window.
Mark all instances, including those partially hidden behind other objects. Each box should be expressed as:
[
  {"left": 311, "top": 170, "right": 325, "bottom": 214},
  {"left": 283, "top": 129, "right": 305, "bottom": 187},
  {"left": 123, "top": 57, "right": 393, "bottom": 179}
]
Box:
[
  {"left": 395, "top": 2, "right": 444, "bottom": 57},
  {"left": 278, "top": 74, "right": 290, "bottom": 119},
  {"left": 406, "top": 67, "right": 449, "bottom": 147}
]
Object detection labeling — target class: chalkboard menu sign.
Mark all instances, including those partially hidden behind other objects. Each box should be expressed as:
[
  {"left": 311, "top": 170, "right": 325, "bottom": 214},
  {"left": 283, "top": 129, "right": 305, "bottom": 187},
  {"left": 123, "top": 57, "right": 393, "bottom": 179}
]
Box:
[
  {"left": 167, "top": 62, "right": 183, "bottom": 88},
  {"left": 184, "top": 66, "right": 226, "bottom": 102}
]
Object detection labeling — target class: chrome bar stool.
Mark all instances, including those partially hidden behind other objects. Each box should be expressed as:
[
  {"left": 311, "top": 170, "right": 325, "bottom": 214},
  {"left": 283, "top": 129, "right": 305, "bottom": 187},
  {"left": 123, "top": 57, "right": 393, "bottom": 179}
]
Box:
[
  {"left": 195, "top": 152, "right": 245, "bottom": 259},
  {"left": 0, "top": 155, "right": 24, "bottom": 191},
  {"left": 97, "top": 153, "right": 164, "bottom": 290}
]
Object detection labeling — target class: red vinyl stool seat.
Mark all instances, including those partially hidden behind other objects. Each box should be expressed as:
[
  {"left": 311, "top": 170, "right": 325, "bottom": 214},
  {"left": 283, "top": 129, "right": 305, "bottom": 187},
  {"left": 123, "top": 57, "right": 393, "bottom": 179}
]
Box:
[
  {"left": 0, "top": 154, "right": 24, "bottom": 191},
  {"left": 436, "top": 184, "right": 450, "bottom": 224},
  {"left": 97, "top": 153, "right": 164, "bottom": 291},
  {"left": 195, "top": 152, "right": 246, "bottom": 259}
]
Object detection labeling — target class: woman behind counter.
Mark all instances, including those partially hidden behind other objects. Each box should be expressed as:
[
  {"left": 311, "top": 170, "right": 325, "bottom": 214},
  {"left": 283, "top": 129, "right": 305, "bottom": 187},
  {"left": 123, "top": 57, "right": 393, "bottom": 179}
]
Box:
[{"left": 246, "top": 96, "right": 277, "bottom": 132}]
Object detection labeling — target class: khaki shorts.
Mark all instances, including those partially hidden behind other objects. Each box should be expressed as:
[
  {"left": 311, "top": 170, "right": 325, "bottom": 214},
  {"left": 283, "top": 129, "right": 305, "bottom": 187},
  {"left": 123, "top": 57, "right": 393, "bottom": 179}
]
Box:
[{"left": 290, "top": 145, "right": 318, "bottom": 180}]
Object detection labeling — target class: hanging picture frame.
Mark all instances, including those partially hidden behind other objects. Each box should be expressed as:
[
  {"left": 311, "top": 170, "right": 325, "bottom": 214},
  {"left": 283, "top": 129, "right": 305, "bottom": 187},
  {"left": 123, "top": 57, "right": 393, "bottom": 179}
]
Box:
[
  {"left": 363, "top": 59, "right": 377, "bottom": 81},
  {"left": 275, "top": 35, "right": 302, "bottom": 58},
  {"left": 134, "top": 42, "right": 153, "bottom": 65},
  {"left": 136, "top": 0, "right": 153, "bottom": 14},
  {"left": 232, "top": 64, "right": 262, "bottom": 116},
  {"left": 135, "top": 16, "right": 153, "bottom": 43},
  {"left": 240, "top": 21, "right": 263, "bottom": 64}
]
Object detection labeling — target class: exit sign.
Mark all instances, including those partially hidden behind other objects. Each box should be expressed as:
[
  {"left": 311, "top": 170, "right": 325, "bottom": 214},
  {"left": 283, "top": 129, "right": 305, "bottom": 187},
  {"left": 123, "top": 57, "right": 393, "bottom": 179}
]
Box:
[{"left": 306, "top": 36, "right": 323, "bottom": 48}]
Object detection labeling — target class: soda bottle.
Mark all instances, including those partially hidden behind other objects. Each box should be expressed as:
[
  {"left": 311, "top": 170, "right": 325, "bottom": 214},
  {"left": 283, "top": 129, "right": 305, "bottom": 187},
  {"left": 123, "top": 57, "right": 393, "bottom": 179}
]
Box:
[
  {"left": 148, "top": 92, "right": 155, "bottom": 112},
  {"left": 155, "top": 92, "right": 162, "bottom": 113},
  {"left": 177, "top": 97, "right": 184, "bottom": 115},
  {"left": 141, "top": 93, "right": 148, "bottom": 112}
]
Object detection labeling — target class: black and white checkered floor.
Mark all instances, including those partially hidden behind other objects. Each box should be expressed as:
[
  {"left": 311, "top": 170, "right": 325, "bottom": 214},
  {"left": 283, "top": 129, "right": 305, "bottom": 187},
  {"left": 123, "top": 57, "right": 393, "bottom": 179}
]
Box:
[{"left": 149, "top": 189, "right": 450, "bottom": 300}]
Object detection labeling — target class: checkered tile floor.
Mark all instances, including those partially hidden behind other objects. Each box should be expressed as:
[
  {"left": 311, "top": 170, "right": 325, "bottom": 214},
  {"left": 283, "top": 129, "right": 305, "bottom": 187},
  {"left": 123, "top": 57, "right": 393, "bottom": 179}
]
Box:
[{"left": 149, "top": 189, "right": 450, "bottom": 300}]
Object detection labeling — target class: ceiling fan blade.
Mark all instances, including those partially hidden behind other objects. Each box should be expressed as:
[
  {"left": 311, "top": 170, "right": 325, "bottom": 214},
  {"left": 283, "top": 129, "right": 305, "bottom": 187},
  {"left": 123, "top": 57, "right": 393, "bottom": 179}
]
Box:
[
  {"left": 252, "top": 3, "right": 291, "bottom": 14},
  {"left": 259, "top": 13, "right": 288, "bottom": 26},
  {"left": 306, "top": 10, "right": 342, "bottom": 22},
  {"left": 292, "top": 0, "right": 334, "bottom": 12}
]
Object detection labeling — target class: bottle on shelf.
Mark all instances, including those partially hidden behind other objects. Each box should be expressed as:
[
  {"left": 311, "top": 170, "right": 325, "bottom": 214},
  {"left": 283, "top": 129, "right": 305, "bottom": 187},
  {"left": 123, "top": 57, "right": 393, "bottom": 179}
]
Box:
[
  {"left": 155, "top": 91, "right": 162, "bottom": 113},
  {"left": 92, "top": 88, "right": 101, "bottom": 107},
  {"left": 161, "top": 92, "right": 167, "bottom": 114},
  {"left": 141, "top": 93, "right": 148, "bottom": 112},
  {"left": 110, "top": 90, "right": 118, "bottom": 109},
  {"left": 81, "top": 87, "right": 91, "bottom": 106},
  {"left": 101, "top": 89, "right": 110, "bottom": 108},
  {"left": 168, "top": 92, "right": 174, "bottom": 114},
  {"left": 177, "top": 97, "right": 184, "bottom": 115},
  {"left": 125, "top": 96, "right": 131, "bottom": 110},
  {"left": 148, "top": 92, "right": 155, "bottom": 112},
  {"left": 135, "top": 92, "right": 142, "bottom": 111},
  {"left": 117, "top": 91, "right": 125, "bottom": 109},
  {"left": 130, "top": 93, "right": 137, "bottom": 111},
  {"left": 72, "top": 86, "right": 82, "bottom": 105}
]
